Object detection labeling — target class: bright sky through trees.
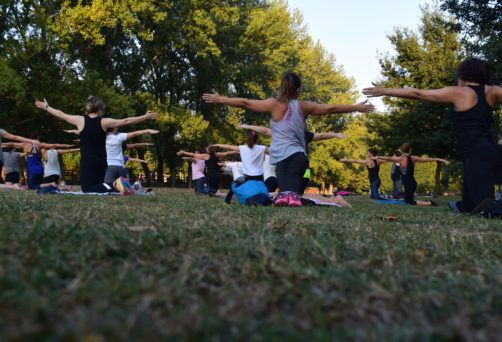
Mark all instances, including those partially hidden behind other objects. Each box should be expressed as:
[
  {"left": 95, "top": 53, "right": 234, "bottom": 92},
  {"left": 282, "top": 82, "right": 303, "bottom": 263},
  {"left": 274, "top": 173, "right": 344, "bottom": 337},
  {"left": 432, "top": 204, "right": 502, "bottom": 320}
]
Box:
[{"left": 288, "top": 0, "right": 433, "bottom": 110}]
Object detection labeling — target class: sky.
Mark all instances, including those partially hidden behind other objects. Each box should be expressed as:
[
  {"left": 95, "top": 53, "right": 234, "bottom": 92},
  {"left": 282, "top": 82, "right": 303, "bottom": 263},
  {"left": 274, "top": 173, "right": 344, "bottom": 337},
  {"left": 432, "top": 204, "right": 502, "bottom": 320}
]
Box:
[{"left": 287, "top": 0, "right": 433, "bottom": 110}]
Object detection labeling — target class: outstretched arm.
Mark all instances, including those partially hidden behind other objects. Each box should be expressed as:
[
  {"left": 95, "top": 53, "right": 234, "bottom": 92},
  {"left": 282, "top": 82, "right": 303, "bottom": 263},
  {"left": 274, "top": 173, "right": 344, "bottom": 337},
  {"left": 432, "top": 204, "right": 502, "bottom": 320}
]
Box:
[
  {"left": 340, "top": 158, "right": 369, "bottom": 166},
  {"left": 1, "top": 130, "right": 38, "bottom": 145},
  {"left": 57, "top": 148, "right": 80, "bottom": 155},
  {"left": 412, "top": 156, "right": 448, "bottom": 164},
  {"left": 216, "top": 151, "right": 239, "bottom": 158},
  {"left": 238, "top": 124, "right": 272, "bottom": 137},
  {"left": 182, "top": 157, "right": 197, "bottom": 162},
  {"left": 177, "top": 150, "right": 209, "bottom": 161},
  {"left": 35, "top": 99, "right": 84, "bottom": 129},
  {"left": 1, "top": 142, "right": 25, "bottom": 149},
  {"left": 126, "top": 129, "right": 159, "bottom": 140},
  {"left": 127, "top": 143, "right": 154, "bottom": 149},
  {"left": 203, "top": 92, "right": 276, "bottom": 113},
  {"left": 127, "top": 157, "right": 148, "bottom": 164},
  {"left": 375, "top": 156, "right": 402, "bottom": 163},
  {"left": 40, "top": 143, "right": 73, "bottom": 149},
  {"left": 313, "top": 132, "right": 347, "bottom": 141},
  {"left": 211, "top": 144, "right": 240, "bottom": 152},
  {"left": 301, "top": 101, "right": 375, "bottom": 116},
  {"left": 102, "top": 111, "right": 158, "bottom": 130},
  {"left": 362, "top": 83, "right": 460, "bottom": 104},
  {"left": 64, "top": 129, "right": 80, "bottom": 135}
]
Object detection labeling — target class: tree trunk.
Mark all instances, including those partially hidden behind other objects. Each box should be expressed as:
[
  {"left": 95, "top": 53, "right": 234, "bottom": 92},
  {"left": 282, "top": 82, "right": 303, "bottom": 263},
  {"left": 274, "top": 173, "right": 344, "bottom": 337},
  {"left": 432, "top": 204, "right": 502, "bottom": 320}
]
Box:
[
  {"left": 434, "top": 161, "right": 442, "bottom": 197},
  {"left": 136, "top": 149, "right": 152, "bottom": 187},
  {"left": 169, "top": 165, "right": 177, "bottom": 187}
]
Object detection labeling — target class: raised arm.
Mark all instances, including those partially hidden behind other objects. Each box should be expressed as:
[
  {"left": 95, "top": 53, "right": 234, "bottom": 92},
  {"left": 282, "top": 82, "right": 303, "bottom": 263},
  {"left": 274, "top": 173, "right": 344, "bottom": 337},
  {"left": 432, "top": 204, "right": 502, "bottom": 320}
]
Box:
[
  {"left": 177, "top": 150, "right": 209, "bottom": 161},
  {"left": 211, "top": 144, "right": 240, "bottom": 152},
  {"left": 301, "top": 101, "right": 375, "bottom": 116},
  {"left": 238, "top": 124, "right": 272, "bottom": 137},
  {"left": 102, "top": 111, "right": 158, "bottom": 130},
  {"left": 313, "top": 132, "right": 347, "bottom": 141},
  {"left": 340, "top": 158, "right": 369, "bottom": 166},
  {"left": 1, "top": 130, "right": 38, "bottom": 145},
  {"left": 412, "top": 156, "right": 448, "bottom": 164},
  {"left": 362, "top": 83, "right": 460, "bottom": 104},
  {"left": 35, "top": 99, "right": 84, "bottom": 130},
  {"left": 126, "top": 129, "right": 159, "bottom": 140},
  {"left": 203, "top": 92, "right": 276, "bottom": 113}
]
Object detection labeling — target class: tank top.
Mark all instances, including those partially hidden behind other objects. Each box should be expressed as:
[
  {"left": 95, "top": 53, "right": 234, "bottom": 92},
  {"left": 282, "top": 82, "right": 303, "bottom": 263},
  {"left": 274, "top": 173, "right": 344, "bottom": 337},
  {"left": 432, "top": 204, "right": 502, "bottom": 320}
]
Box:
[
  {"left": 80, "top": 116, "right": 106, "bottom": 163},
  {"left": 205, "top": 152, "right": 220, "bottom": 174},
  {"left": 3, "top": 151, "right": 20, "bottom": 173},
  {"left": 44, "top": 149, "right": 62, "bottom": 177},
  {"left": 400, "top": 155, "right": 414, "bottom": 179},
  {"left": 450, "top": 85, "right": 493, "bottom": 158},
  {"left": 367, "top": 161, "right": 380, "bottom": 182},
  {"left": 26, "top": 144, "right": 44, "bottom": 175},
  {"left": 269, "top": 100, "right": 306, "bottom": 164}
]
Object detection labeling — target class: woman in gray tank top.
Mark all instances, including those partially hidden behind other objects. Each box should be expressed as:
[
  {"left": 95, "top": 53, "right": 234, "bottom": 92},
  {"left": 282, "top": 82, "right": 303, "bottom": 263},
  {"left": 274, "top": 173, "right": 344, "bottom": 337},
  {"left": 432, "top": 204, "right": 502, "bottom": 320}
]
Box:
[{"left": 203, "top": 72, "right": 375, "bottom": 206}]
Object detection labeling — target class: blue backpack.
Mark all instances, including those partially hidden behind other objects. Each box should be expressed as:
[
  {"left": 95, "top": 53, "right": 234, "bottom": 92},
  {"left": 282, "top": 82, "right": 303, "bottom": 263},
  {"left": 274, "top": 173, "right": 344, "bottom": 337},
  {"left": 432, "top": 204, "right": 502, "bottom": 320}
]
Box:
[{"left": 226, "top": 181, "right": 272, "bottom": 206}]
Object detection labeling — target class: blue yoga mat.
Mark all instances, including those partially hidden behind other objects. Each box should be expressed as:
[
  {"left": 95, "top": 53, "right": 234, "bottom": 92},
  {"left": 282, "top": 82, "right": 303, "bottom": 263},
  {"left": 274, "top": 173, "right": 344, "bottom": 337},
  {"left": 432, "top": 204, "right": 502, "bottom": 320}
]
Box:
[{"left": 375, "top": 199, "right": 409, "bottom": 206}]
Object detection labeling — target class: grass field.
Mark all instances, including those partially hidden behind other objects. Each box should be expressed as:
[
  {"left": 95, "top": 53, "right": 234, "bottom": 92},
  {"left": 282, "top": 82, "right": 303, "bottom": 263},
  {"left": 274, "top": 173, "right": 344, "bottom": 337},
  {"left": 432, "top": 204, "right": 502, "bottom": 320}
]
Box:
[{"left": 1, "top": 189, "right": 501, "bottom": 341}]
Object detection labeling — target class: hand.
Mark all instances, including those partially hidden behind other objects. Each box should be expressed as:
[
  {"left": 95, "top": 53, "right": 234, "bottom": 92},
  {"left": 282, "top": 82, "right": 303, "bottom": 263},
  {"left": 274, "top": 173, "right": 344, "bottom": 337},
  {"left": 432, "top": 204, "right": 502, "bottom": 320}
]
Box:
[
  {"left": 176, "top": 150, "right": 185, "bottom": 156},
  {"left": 439, "top": 159, "right": 448, "bottom": 164},
  {"left": 64, "top": 129, "right": 79, "bottom": 135},
  {"left": 355, "top": 100, "right": 375, "bottom": 113},
  {"left": 238, "top": 124, "right": 249, "bottom": 129},
  {"left": 335, "top": 133, "right": 347, "bottom": 139},
  {"left": 147, "top": 129, "right": 160, "bottom": 134},
  {"left": 146, "top": 111, "right": 158, "bottom": 120},
  {"left": 340, "top": 157, "right": 348, "bottom": 163},
  {"left": 202, "top": 91, "right": 223, "bottom": 104},
  {"left": 64, "top": 144, "right": 73, "bottom": 148},
  {"left": 31, "top": 139, "right": 41, "bottom": 146},
  {"left": 362, "top": 82, "right": 386, "bottom": 98},
  {"left": 35, "top": 98, "right": 49, "bottom": 110}
]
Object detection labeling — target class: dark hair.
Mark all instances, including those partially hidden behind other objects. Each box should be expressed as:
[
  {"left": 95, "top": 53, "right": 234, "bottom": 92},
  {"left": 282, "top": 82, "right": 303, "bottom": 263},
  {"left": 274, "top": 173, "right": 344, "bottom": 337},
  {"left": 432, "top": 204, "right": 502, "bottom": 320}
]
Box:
[
  {"left": 278, "top": 72, "right": 301, "bottom": 102},
  {"left": 394, "top": 150, "right": 402, "bottom": 157},
  {"left": 248, "top": 130, "right": 258, "bottom": 144},
  {"left": 401, "top": 143, "right": 411, "bottom": 154},
  {"left": 122, "top": 141, "right": 128, "bottom": 153},
  {"left": 29, "top": 130, "right": 40, "bottom": 140},
  {"left": 367, "top": 148, "right": 377, "bottom": 156},
  {"left": 86, "top": 95, "right": 105, "bottom": 114},
  {"left": 457, "top": 58, "right": 495, "bottom": 85}
]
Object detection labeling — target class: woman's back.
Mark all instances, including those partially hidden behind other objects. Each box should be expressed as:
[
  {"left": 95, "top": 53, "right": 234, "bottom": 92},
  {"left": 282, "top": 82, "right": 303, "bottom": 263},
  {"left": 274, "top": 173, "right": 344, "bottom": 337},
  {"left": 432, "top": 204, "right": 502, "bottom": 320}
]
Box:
[
  {"left": 80, "top": 116, "right": 106, "bottom": 163},
  {"left": 269, "top": 100, "right": 306, "bottom": 164}
]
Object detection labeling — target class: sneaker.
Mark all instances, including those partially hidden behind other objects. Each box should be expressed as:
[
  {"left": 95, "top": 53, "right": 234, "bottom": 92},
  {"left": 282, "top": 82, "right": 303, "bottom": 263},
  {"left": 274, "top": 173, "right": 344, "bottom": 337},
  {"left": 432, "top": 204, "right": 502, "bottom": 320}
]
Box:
[
  {"left": 114, "top": 177, "right": 135, "bottom": 196},
  {"left": 287, "top": 192, "right": 303, "bottom": 207},
  {"left": 274, "top": 192, "right": 289, "bottom": 207}
]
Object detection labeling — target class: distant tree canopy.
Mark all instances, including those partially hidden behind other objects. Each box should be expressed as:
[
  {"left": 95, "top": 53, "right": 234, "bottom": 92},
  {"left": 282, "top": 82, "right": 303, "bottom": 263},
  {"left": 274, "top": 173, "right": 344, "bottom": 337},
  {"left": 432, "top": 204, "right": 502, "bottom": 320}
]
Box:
[{"left": 1, "top": 1, "right": 495, "bottom": 192}]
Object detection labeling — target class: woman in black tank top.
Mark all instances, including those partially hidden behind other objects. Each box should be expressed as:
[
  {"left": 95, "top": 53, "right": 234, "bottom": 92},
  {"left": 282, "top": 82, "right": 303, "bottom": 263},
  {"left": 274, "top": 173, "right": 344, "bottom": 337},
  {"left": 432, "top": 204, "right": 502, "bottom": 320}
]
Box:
[
  {"left": 177, "top": 146, "right": 238, "bottom": 196},
  {"left": 341, "top": 148, "right": 386, "bottom": 199},
  {"left": 364, "top": 58, "right": 502, "bottom": 213},
  {"left": 377, "top": 143, "right": 447, "bottom": 206},
  {"left": 35, "top": 96, "right": 158, "bottom": 193}
]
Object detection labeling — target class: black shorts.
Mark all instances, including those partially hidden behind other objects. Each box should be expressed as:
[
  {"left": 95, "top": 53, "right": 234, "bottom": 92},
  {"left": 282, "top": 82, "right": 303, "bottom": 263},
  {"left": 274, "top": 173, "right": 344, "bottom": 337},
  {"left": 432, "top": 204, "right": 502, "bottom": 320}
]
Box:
[
  {"left": 43, "top": 174, "right": 60, "bottom": 184},
  {"left": 6, "top": 172, "right": 20, "bottom": 184}
]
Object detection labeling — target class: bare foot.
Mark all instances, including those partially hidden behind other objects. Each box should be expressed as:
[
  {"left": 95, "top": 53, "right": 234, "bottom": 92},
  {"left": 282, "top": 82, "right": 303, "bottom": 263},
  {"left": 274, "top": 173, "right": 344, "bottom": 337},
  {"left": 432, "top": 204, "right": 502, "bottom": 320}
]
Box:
[{"left": 334, "top": 195, "right": 352, "bottom": 208}]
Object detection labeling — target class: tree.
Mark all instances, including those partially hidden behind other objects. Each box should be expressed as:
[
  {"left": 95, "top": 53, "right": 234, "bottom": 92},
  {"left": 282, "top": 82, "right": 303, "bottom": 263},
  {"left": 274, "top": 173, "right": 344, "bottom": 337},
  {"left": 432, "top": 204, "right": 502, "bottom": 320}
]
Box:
[
  {"left": 441, "top": 0, "right": 502, "bottom": 81},
  {"left": 370, "top": 5, "right": 463, "bottom": 194}
]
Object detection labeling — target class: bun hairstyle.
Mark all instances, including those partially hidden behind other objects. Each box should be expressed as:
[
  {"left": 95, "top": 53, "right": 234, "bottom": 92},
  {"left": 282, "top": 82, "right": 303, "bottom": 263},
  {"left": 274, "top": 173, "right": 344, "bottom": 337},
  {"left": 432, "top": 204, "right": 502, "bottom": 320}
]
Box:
[
  {"left": 278, "top": 72, "right": 301, "bottom": 102},
  {"left": 86, "top": 95, "right": 105, "bottom": 115},
  {"left": 457, "top": 58, "right": 495, "bottom": 85},
  {"left": 401, "top": 143, "right": 411, "bottom": 154}
]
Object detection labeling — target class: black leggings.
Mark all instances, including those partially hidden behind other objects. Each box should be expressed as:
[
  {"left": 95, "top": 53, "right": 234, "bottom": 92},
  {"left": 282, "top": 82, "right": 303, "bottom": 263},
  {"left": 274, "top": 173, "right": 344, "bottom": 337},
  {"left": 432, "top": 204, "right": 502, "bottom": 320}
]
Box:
[
  {"left": 276, "top": 152, "right": 308, "bottom": 194},
  {"left": 80, "top": 159, "right": 112, "bottom": 193},
  {"left": 206, "top": 173, "right": 220, "bottom": 195},
  {"left": 402, "top": 175, "right": 417, "bottom": 205}
]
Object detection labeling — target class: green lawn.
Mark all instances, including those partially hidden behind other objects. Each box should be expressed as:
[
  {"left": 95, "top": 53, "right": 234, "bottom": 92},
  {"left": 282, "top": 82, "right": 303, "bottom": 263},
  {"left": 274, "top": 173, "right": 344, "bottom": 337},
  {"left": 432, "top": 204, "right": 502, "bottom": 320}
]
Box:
[{"left": 0, "top": 189, "right": 501, "bottom": 341}]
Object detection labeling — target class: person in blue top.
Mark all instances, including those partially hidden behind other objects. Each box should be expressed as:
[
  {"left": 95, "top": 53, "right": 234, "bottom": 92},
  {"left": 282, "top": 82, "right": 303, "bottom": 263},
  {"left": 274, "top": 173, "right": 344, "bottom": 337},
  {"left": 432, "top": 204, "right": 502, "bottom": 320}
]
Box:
[{"left": 364, "top": 58, "right": 502, "bottom": 213}]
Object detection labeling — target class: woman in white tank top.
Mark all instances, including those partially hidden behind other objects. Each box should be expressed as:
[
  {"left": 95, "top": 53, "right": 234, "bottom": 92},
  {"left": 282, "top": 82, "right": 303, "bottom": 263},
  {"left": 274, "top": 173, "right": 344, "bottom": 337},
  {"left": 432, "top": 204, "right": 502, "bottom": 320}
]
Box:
[{"left": 203, "top": 72, "right": 375, "bottom": 206}]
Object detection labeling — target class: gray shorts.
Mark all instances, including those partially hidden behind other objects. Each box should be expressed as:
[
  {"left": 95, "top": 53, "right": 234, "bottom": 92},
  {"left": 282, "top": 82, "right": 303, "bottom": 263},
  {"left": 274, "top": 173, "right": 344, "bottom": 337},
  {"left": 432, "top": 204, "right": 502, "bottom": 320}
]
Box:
[{"left": 104, "top": 165, "right": 128, "bottom": 184}]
